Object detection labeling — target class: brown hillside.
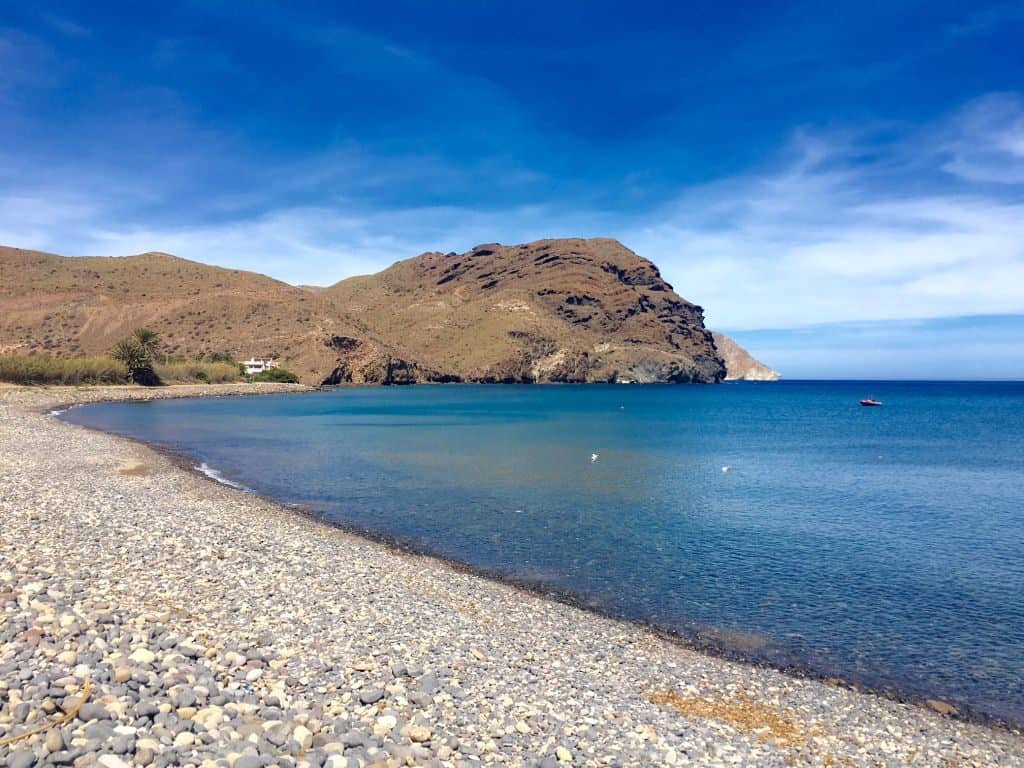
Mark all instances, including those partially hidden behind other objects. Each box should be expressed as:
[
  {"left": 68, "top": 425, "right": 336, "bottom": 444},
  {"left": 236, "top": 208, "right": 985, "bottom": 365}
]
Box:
[
  {"left": 0, "top": 239, "right": 727, "bottom": 384},
  {"left": 0, "top": 245, "right": 356, "bottom": 382}
]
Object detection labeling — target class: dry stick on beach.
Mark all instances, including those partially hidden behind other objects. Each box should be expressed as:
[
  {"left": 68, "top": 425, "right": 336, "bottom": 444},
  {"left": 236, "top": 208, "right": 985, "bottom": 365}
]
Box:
[{"left": 0, "top": 677, "right": 93, "bottom": 747}]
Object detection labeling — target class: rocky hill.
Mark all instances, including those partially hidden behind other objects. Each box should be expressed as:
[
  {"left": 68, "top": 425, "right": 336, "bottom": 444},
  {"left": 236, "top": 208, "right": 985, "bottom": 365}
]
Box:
[
  {"left": 321, "top": 239, "right": 724, "bottom": 384},
  {"left": 712, "top": 332, "right": 780, "bottom": 381},
  {"left": 0, "top": 239, "right": 759, "bottom": 385}
]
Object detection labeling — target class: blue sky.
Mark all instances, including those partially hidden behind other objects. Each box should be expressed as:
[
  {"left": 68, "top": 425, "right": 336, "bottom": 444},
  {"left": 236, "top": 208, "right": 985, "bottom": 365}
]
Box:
[{"left": 2, "top": 1, "right": 1024, "bottom": 378}]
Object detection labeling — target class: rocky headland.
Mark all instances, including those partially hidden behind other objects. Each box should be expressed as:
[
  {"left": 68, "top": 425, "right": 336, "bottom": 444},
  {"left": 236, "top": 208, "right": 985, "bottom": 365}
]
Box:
[
  {"left": 711, "top": 333, "right": 780, "bottom": 381},
  {"left": 1, "top": 385, "right": 1021, "bottom": 767},
  {"left": 1, "top": 240, "right": 774, "bottom": 385}
]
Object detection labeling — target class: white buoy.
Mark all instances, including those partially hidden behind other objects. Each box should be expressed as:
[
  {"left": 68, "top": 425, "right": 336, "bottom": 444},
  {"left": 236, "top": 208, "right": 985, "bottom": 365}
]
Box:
[{"left": 721, "top": 465, "right": 731, "bottom": 473}]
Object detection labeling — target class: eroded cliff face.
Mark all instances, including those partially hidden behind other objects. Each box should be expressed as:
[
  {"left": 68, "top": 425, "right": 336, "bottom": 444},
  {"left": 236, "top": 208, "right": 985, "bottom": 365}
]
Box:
[
  {"left": 320, "top": 336, "right": 458, "bottom": 385},
  {"left": 321, "top": 238, "right": 726, "bottom": 385},
  {"left": 711, "top": 332, "right": 780, "bottom": 381}
]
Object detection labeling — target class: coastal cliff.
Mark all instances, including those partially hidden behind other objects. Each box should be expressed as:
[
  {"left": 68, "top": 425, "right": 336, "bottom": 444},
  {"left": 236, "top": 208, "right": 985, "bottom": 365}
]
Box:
[
  {"left": 0, "top": 239, "right": 731, "bottom": 385},
  {"left": 712, "top": 332, "right": 781, "bottom": 381}
]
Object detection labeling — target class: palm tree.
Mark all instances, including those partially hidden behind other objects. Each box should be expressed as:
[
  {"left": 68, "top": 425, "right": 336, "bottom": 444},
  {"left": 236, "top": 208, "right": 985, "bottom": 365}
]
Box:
[
  {"left": 111, "top": 339, "right": 147, "bottom": 383},
  {"left": 111, "top": 332, "right": 160, "bottom": 385},
  {"left": 132, "top": 328, "right": 162, "bottom": 362}
]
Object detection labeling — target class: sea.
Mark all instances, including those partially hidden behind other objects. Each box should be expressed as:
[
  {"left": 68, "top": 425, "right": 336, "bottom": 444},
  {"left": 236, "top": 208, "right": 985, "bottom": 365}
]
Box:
[{"left": 61, "top": 381, "right": 1024, "bottom": 725}]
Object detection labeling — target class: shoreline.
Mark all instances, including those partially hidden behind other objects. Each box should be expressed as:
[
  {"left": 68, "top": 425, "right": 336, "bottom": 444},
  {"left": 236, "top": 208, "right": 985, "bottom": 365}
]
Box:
[
  {"left": 55, "top": 387, "right": 1020, "bottom": 732},
  {"left": 2, "top": 384, "right": 1022, "bottom": 767}
]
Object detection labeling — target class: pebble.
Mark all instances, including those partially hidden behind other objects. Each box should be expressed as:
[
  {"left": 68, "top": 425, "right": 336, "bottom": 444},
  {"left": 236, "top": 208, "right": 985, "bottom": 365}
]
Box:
[
  {"left": 46, "top": 727, "right": 65, "bottom": 752},
  {"left": 8, "top": 749, "right": 37, "bottom": 768},
  {"left": 129, "top": 648, "right": 156, "bottom": 666},
  {"left": 408, "top": 725, "right": 431, "bottom": 742},
  {"left": 0, "top": 384, "right": 1021, "bottom": 768},
  {"left": 359, "top": 689, "right": 385, "bottom": 705}
]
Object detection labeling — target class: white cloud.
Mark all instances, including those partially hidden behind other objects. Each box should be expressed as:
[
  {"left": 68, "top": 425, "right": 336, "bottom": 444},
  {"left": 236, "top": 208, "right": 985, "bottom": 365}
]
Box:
[
  {"left": 937, "top": 93, "right": 1024, "bottom": 184},
  {"left": 2, "top": 92, "right": 1023, "bottom": 335},
  {"left": 621, "top": 98, "right": 1024, "bottom": 329},
  {"left": 0, "top": 192, "right": 600, "bottom": 287}
]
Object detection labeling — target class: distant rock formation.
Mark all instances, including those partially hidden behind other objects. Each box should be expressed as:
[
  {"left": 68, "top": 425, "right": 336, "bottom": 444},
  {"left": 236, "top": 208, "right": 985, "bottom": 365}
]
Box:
[{"left": 712, "top": 332, "right": 780, "bottom": 381}]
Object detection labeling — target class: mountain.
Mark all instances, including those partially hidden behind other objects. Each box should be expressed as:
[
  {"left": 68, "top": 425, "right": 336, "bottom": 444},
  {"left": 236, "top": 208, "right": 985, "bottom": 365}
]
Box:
[
  {"left": 0, "top": 238, "right": 735, "bottom": 384},
  {"left": 321, "top": 239, "right": 724, "bottom": 384},
  {"left": 712, "top": 332, "right": 780, "bottom": 381}
]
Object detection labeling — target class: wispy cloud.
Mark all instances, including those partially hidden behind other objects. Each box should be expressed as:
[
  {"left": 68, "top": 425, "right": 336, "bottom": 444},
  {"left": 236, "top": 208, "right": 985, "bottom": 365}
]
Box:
[
  {"left": 729, "top": 315, "right": 1024, "bottom": 380},
  {"left": 0, "top": 189, "right": 601, "bottom": 286},
  {"left": 1, "top": 86, "right": 1023, "bottom": 336},
  {"left": 42, "top": 14, "right": 90, "bottom": 39},
  {"left": 625, "top": 94, "right": 1024, "bottom": 329},
  {"left": 946, "top": 2, "right": 1024, "bottom": 39},
  {"left": 938, "top": 93, "right": 1024, "bottom": 184}
]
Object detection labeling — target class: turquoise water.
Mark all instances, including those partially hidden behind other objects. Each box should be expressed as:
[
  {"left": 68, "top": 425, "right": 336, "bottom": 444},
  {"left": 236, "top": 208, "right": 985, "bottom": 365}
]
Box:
[{"left": 63, "top": 382, "right": 1024, "bottom": 724}]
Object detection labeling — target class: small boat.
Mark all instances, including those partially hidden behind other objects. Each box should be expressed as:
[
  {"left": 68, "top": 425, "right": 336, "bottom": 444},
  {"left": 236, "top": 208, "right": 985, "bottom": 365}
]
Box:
[{"left": 860, "top": 398, "right": 883, "bottom": 407}]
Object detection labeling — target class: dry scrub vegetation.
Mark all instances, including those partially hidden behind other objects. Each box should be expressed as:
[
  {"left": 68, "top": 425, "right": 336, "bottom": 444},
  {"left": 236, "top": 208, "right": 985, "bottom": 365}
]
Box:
[
  {"left": 0, "top": 354, "right": 127, "bottom": 385},
  {"left": 649, "top": 689, "right": 804, "bottom": 746},
  {"left": 153, "top": 360, "right": 241, "bottom": 384},
  {"left": 0, "top": 354, "right": 242, "bottom": 386}
]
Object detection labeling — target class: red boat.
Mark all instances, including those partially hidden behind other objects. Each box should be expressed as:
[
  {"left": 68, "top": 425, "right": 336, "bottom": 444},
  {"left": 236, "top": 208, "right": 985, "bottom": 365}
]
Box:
[{"left": 860, "top": 398, "right": 883, "bottom": 407}]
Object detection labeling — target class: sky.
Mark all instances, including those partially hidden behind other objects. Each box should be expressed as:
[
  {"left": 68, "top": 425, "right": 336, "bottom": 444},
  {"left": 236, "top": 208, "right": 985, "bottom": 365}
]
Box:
[{"left": 2, "top": 1, "right": 1024, "bottom": 378}]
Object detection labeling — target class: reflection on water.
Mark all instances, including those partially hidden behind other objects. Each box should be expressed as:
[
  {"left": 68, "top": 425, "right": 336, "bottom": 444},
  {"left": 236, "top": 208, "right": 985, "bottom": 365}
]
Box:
[{"left": 63, "top": 381, "right": 1024, "bottom": 724}]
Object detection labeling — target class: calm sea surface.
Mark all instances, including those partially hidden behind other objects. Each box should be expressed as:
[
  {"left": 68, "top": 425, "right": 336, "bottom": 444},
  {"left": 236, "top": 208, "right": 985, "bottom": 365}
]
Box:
[{"left": 62, "top": 382, "right": 1024, "bottom": 723}]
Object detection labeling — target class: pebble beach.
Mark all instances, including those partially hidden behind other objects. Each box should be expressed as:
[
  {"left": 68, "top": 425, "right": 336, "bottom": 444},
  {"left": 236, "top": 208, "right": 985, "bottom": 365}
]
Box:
[{"left": 1, "top": 385, "right": 1022, "bottom": 768}]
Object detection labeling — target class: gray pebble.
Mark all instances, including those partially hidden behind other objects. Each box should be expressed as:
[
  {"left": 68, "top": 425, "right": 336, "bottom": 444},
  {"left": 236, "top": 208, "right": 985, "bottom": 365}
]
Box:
[
  {"left": 7, "top": 748, "right": 37, "bottom": 768},
  {"left": 358, "top": 688, "right": 384, "bottom": 705}
]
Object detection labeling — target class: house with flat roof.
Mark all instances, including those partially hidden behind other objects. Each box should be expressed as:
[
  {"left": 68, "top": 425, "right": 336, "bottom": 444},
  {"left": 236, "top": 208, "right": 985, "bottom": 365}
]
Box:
[{"left": 243, "top": 357, "right": 280, "bottom": 375}]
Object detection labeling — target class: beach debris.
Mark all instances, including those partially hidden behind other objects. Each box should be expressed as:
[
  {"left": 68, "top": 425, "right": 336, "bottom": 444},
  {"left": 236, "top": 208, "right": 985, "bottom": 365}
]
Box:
[
  {"left": 117, "top": 460, "right": 151, "bottom": 476},
  {"left": 926, "top": 699, "right": 959, "bottom": 716},
  {"left": 650, "top": 690, "right": 802, "bottom": 746},
  {"left": 0, "top": 677, "right": 92, "bottom": 747}
]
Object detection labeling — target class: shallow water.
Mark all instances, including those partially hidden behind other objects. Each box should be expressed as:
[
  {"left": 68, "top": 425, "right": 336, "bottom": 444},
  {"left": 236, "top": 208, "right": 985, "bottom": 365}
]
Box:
[{"left": 63, "top": 381, "right": 1024, "bottom": 724}]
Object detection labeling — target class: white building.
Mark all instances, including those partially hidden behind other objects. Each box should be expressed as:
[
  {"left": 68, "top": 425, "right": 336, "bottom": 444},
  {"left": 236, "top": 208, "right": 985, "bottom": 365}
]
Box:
[{"left": 243, "top": 357, "right": 280, "bottom": 375}]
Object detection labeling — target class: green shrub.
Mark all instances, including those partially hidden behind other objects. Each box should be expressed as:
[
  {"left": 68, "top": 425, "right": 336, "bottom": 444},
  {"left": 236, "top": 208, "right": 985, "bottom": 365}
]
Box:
[
  {"left": 194, "top": 350, "right": 238, "bottom": 364},
  {"left": 0, "top": 354, "right": 127, "bottom": 385},
  {"left": 253, "top": 367, "right": 299, "bottom": 383}
]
